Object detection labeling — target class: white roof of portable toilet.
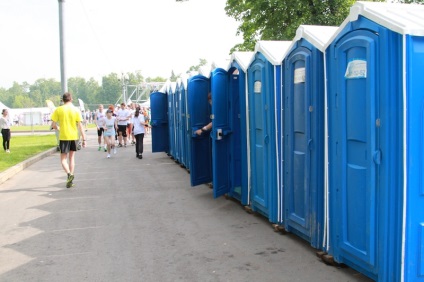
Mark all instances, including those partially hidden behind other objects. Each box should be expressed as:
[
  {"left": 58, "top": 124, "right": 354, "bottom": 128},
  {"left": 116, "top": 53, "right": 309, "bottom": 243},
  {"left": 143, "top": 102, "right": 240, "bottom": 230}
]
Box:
[
  {"left": 325, "top": 1, "right": 424, "bottom": 49},
  {"left": 211, "top": 58, "right": 231, "bottom": 71},
  {"left": 289, "top": 25, "right": 338, "bottom": 53},
  {"left": 161, "top": 80, "right": 170, "bottom": 93},
  {"left": 198, "top": 65, "right": 212, "bottom": 78},
  {"left": 170, "top": 82, "right": 177, "bottom": 93},
  {"left": 252, "top": 41, "right": 292, "bottom": 66},
  {"left": 179, "top": 74, "right": 188, "bottom": 90},
  {"left": 229, "top": 51, "right": 255, "bottom": 73}
]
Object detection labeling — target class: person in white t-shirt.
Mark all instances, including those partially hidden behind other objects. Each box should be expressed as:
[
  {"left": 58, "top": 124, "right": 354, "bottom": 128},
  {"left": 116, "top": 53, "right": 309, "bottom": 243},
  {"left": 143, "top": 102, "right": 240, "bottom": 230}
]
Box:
[
  {"left": 132, "top": 106, "right": 146, "bottom": 159},
  {"left": 95, "top": 104, "right": 107, "bottom": 151},
  {"left": 103, "top": 109, "right": 118, "bottom": 158},
  {"left": 116, "top": 103, "right": 131, "bottom": 147},
  {"left": 127, "top": 103, "right": 135, "bottom": 145}
]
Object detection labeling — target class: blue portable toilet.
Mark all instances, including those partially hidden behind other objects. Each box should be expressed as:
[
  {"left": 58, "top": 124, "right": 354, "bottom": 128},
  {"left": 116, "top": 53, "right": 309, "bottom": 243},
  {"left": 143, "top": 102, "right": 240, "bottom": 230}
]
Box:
[
  {"left": 182, "top": 76, "right": 191, "bottom": 172},
  {"left": 282, "top": 25, "right": 337, "bottom": 250},
  {"left": 177, "top": 77, "right": 188, "bottom": 169},
  {"left": 166, "top": 82, "right": 176, "bottom": 159},
  {"left": 326, "top": 2, "right": 424, "bottom": 281},
  {"left": 209, "top": 56, "right": 252, "bottom": 205},
  {"left": 221, "top": 51, "right": 254, "bottom": 206},
  {"left": 173, "top": 82, "right": 181, "bottom": 164},
  {"left": 187, "top": 71, "right": 212, "bottom": 186},
  {"left": 247, "top": 41, "right": 291, "bottom": 223},
  {"left": 150, "top": 87, "right": 169, "bottom": 153}
]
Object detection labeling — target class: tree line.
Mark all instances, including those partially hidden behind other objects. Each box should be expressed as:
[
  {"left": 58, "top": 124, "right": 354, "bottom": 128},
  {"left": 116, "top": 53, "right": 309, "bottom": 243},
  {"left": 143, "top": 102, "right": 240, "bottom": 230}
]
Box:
[{"left": 0, "top": 72, "right": 166, "bottom": 109}]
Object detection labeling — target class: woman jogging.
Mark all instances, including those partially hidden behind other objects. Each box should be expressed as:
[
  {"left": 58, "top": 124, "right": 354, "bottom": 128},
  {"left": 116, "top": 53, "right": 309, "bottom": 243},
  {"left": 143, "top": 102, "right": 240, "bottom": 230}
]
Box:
[{"left": 103, "top": 109, "right": 117, "bottom": 158}]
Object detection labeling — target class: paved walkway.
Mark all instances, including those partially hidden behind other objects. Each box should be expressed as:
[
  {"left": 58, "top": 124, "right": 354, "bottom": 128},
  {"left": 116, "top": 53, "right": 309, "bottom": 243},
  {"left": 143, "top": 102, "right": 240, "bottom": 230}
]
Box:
[{"left": 0, "top": 129, "right": 372, "bottom": 282}]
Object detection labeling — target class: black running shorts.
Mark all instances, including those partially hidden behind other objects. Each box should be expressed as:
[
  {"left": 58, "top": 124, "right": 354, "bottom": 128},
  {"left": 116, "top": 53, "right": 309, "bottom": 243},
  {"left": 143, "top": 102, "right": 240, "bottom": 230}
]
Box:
[{"left": 59, "top": 140, "right": 77, "bottom": 153}]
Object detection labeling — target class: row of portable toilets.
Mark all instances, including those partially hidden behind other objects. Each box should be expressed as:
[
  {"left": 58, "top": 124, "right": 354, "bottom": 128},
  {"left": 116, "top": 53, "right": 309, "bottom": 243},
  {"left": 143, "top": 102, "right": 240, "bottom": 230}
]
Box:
[{"left": 149, "top": 2, "right": 424, "bottom": 281}]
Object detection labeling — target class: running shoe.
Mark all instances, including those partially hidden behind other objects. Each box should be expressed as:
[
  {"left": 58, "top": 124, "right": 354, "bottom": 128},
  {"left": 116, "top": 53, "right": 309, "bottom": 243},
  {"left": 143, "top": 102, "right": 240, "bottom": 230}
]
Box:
[
  {"left": 107, "top": 154, "right": 111, "bottom": 158},
  {"left": 98, "top": 146, "right": 101, "bottom": 151},
  {"left": 113, "top": 147, "right": 117, "bottom": 154},
  {"left": 118, "top": 143, "right": 123, "bottom": 147},
  {"left": 6, "top": 150, "right": 10, "bottom": 153},
  {"left": 66, "top": 173, "right": 74, "bottom": 188}
]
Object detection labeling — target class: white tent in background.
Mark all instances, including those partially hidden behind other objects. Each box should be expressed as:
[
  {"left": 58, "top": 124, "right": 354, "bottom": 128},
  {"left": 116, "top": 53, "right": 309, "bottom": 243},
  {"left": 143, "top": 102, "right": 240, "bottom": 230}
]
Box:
[{"left": 0, "top": 101, "right": 10, "bottom": 110}]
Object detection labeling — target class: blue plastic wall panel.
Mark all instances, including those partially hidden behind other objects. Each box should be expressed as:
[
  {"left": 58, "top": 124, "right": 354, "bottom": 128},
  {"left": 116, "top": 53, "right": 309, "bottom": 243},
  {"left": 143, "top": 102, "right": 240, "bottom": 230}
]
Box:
[
  {"left": 174, "top": 86, "right": 181, "bottom": 163},
  {"left": 150, "top": 91, "right": 169, "bottom": 153},
  {"left": 185, "top": 82, "right": 192, "bottom": 171},
  {"left": 211, "top": 68, "right": 231, "bottom": 198},
  {"left": 283, "top": 39, "right": 325, "bottom": 250},
  {"left": 327, "top": 16, "right": 403, "bottom": 281},
  {"left": 228, "top": 69, "right": 243, "bottom": 203},
  {"left": 167, "top": 88, "right": 175, "bottom": 158},
  {"left": 179, "top": 84, "right": 187, "bottom": 168},
  {"left": 248, "top": 52, "right": 279, "bottom": 223},
  {"left": 187, "top": 75, "right": 212, "bottom": 186},
  {"left": 404, "top": 35, "right": 424, "bottom": 282},
  {"left": 229, "top": 62, "right": 249, "bottom": 206}
]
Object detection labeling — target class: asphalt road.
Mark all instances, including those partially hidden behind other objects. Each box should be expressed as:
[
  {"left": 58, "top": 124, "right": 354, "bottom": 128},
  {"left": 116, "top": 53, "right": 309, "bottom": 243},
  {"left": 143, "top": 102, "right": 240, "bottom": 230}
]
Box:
[{"left": 0, "top": 129, "right": 372, "bottom": 282}]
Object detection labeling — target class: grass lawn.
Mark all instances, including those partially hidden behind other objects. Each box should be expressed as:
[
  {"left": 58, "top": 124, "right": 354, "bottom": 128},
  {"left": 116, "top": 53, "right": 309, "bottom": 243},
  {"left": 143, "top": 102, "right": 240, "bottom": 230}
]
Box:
[
  {"left": 11, "top": 123, "right": 97, "bottom": 132},
  {"left": 0, "top": 135, "right": 57, "bottom": 172}
]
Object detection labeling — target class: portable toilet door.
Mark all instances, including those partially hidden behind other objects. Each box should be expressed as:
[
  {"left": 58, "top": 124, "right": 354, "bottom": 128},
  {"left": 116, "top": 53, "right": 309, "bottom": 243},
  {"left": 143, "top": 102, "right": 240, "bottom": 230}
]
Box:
[
  {"left": 323, "top": 2, "right": 424, "bottom": 280},
  {"left": 282, "top": 25, "right": 337, "bottom": 250},
  {"left": 150, "top": 90, "right": 169, "bottom": 153},
  {"left": 167, "top": 84, "right": 175, "bottom": 158},
  {"left": 183, "top": 77, "right": 191, "bottom": 172},
  {"left": 173, "top": 82, "right": 181, "bottom": 164},
  {"left": 227, "top": 51, "right": 254, "bottom": 206},
  {"left": 187, "top": 74, "right": 212, "bottom": 186},
  {"left": 247, "top": 41, "right": 291, "bottom": 223},
  {"left": 210, "top": 68, "right": 232, "bottom": 198},
  {"left": 178, "top": 79, "right": 187, "bottom": 169}
]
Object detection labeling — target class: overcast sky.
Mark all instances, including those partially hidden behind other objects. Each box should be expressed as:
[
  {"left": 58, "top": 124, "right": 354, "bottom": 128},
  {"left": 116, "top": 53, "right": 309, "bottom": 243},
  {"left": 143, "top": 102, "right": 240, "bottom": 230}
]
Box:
[{"left": 0, "top": 0, "right": 242, "bottom": 89}]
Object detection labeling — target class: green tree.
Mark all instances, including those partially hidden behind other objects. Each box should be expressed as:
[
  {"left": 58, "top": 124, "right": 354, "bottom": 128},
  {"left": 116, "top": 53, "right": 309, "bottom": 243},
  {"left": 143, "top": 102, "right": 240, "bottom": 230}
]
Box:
[
  {"left": 31, "top": 78, "right": 62, "bottom": 107},
  {"left": 99, "top": 73, "right": 121, "bottom": 105},
  {"left": 187, "top": 58, "right": 207, "bottom": 74},
  {"left": 224, "top": 0, "right": 367, "bottom": 52},
  {"left": 170, "top": 70, "right": 179, "bottom": 82}
]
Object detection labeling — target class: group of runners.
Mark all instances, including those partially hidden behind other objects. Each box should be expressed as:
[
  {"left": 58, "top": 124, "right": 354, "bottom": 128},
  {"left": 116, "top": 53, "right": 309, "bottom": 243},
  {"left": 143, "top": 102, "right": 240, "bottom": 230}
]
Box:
[{"left": 95, "top": 102, "right": 150, "bottom": 159}]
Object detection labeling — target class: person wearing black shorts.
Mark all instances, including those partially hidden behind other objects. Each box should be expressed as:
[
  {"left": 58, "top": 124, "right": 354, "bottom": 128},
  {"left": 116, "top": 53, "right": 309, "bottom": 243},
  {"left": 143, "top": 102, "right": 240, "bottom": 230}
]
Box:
[
  {"left": 51, "top": 93, "right": 87, "bottom": 188},
  {"left": 95, "top": 104, "right": 107, "bottom": 151}
]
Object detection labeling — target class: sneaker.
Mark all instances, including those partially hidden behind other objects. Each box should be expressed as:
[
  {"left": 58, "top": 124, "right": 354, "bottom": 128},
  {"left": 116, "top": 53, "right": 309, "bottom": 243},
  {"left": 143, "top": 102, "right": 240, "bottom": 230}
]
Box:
[
  {"left": 124, "top": 144, "right": 127, "bottom": 148},
  {"left": 104, "top": 148, "right": 107, "bottom": 152},
  {"left": 137, "top": 155, "right": 143, "bottom": 159},
  {"left": 113, "top": 147, "right": 117, "bottom": 154},
  {"left": 107, "top": 154, "right": 111, "bottom": 158},
  {"left": 118, "top": 143, "right": 123, "bottom": 147},
  {"left": 6, "top": 149, "right": 10, "bottom": 153},
  {"left": 98, "top": 146, "right": 101, "bottom": 151},
  {"left": 66, "top": 173, "right": 74, "bottom": 188}
]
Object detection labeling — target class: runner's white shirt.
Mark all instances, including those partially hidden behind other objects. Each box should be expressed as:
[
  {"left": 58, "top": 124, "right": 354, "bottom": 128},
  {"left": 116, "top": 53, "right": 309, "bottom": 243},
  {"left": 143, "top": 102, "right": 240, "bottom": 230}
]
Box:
[
  {"left": 127, "top": 109, "right": 135, "bottom": 124},
  {"left": 116, "top": 108, "right": 130, "bottom": 126},
  {"left": 96, "top": 110, "right": 106, "bottom": 127}
]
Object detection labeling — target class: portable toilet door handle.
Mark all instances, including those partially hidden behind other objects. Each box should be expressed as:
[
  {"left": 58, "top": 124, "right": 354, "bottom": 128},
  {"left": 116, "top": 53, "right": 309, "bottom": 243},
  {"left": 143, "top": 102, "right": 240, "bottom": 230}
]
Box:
[
  {"left": 373, "top": 149, "right": 381, "bottom": 165},
  {"left": 216, "top": 128, "right": 223, "bottom": 140},
  {"left": 308, "top": 139, "right": 313, "bottom": 150},
  {"left": 264, "top": 135, "right": 269, "bottom": 144}
]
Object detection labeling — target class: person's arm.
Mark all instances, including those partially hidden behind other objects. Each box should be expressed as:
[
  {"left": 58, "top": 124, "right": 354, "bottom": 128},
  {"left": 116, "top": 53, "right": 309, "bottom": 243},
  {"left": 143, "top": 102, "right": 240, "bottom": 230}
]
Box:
[
  {"left": 51, "top": 120, "right": 58, "bottom": 130},
  {"left": 77, "top": 121, "right": 87, "bottom": 148},
  {"left": 195, "top": 122, "right": 212, "bottom": 136}
]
